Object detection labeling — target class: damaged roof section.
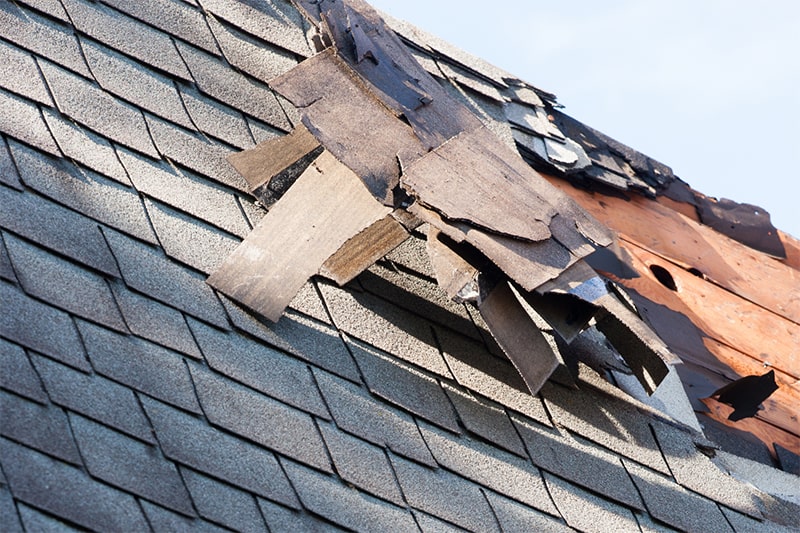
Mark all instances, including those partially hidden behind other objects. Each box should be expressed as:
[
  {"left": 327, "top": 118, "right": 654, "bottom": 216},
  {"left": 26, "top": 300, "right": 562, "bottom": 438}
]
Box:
[{"left": 210, "top": 0, "right": 678, "bottom": 397}]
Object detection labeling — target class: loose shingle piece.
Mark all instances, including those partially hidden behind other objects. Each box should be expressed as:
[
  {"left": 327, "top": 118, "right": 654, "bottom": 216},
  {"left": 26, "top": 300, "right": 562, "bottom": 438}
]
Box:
[{"left": 2, "top": 0, "right": 797, "bottom": 531}]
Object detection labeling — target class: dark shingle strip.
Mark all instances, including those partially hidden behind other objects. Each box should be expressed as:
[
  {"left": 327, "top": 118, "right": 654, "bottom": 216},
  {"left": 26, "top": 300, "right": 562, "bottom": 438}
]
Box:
[
  {"left": 4, "top": 234, "right": 128, "bottom": 333},
  {"left": 0, "top": 89, "right": 60, "bottom": 156},
  {"left": 0, "top": 281, "right": 90, "bottom": 372},
  {"left": 0, "top": 2, "right": 91, "bottom": 78},
  {"left": 0, "top": 438, "right": 150, "bottom": 531},
  {"left": 0, "top": 390, "right": 82, "bottom": 465},
  {"left": 0, "top": 339, "right": 46, "bottom": 404},
  {"left": 31, "top": 353, "right": 154, "bottom": 443},
  {"left": 141, "top": 396, "right": 300, "bottom": 507}
]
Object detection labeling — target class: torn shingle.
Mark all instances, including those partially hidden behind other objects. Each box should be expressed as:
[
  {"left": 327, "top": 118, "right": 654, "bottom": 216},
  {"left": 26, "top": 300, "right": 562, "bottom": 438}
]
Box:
[
  {"left": 181, "top": 468, "right": 268, "bottom": 532},
  {"left": 78, "top": 320, "right": 202, "bottom": 414},
  {"left": 61, "top": 0, "right": 192, "bottom": 81},
  {"left": 141, "top": 396, "right": 300, "bottom": 507},
  {"left": 4, "top": 234, "right": 127, "bottom": 333},
  {"left": 349, "top": 339, "right": 459, "bottom": 433},
  {"left": 70, "top": 414, "right": 195, "bottom": 515},
  {"left": 313, "top": 369, "right": 436, "bottom": 466},
  {"left": 39, "top": 61, "right": 160, "bottom": 158},
  {"left": 0, "top": 339, "right": 46, "bottom": 404},
  {"left": 0, "top": 438, "right": 150, "bottom": 531},
  {"left": 0, "top": 282, "right": 90, "bottom": 372},
  {"left": 0, "top": 390, "right": 82, "bottom": 465},
  {"left": 0, "top": 2, "right": 91, "bottom": 78},
  {"left": 31, "top": 353, "right": 154, "bottom": 443},
  {"left": 0, "top": 89, "right": 60, "bottom": 157},
  {"left": 0, "top": 40, "right": 52, "bottom": 106}
]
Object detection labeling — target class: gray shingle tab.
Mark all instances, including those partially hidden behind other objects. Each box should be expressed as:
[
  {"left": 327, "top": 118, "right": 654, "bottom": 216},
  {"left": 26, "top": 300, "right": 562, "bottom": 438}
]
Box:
[
  {"left": 390, "top": 454, "right": 499, "bottom": 532},
  {"left": 282, "top": 459, "right": 418, "bottom": 532},
  {"left": 420, "top": 422, "right": 559, "bottom": 516},
  {"left": 16, "top": 0, "right": 70, "bottom": 21},
  {"left": 17, "top": 503, "right": 72, "bottom": 533},
  {"left": 176, "top": 41, "right": 292, "bottom": 129},
  {"left": 102, "top": 227, "right": 230, "bottom": 329},
  {"left": 259, "top": 498, "right": 347, "bottom": 533},
  {"left": 10, "top": 141, "right": 157, "bottom": 244},
  {"left": 0, "top": 186, "right": 121, "bottom": 278},
  {"left": 182, "top": 468, "right": 269, "bottom": 532},
  {"left": 314, "top": 369, "right": 436, "bottom": 466},
  {"left": 81, "top": 39, "right": 194, "bottom": 130},
  {"left": 110, "top": 281, "right": 202, "bottom": 359},
  {"left": 189, "top": 318, "right": 329, "bottom": 417},
  {"left": 0, "top": 2, "right": 91, "bottom": 77},
  {"left": 71, "top": 414, "right": 194, "bottom": 515},
  {"left": 0, "top": 281, "right": 90, "bottom": 372},
  {"left": 39, "top": 61, "right": 159, "bottom": 158},
  {"left": 246, "top": 115, "right": 284, "bottom": 144},
  {"left": 78, "top": 320, "right": 202, "bottom": 413},
  {"left": 179, "top": 84, "right": 256, "bottom": 150},
  {"left": 319, "top": 281, "right": 452, "bottom": 378},
  {"left": 100, "top": 0, "right": 220, "bottom": 55},
  {"left": 0, "top": 40, "right": 52, "bottom": 105},
  {"left": 198, "top": 0, "right": 312, "bottom": 57},
  {"left": 540, "top": 380, "right": 670, "bottom": 474},
  {"left": 0, "top": 234, "right": 14, "bottom": 282},
  {"left": 412, "top": 511, "right": 467, "bottom": 533},
  {"left": 145, "top": 114, "right": 247, "bottom": 190},
  {"left": 61, "top": 0, "right": 191, "bottom": 80},
  {"left": 141, "top": 396, "right": 300, "bottom": 506},
  {"left": 318, "top": 421, "right": 405, "bottom": 506},
  {"left": 190, "top": 365, "right": 332, "bottom": 472},
  {"left": 31, "top": 353, "right": 154, "bottom": 443},
  {"left": 117, "top": 147, "right": 249, "bottom": 237},
  {"left": 0, "top": 88, "right": 59, "bottom": 156},
  {"left": 650, "top": 421, "right": 764, "bottom": 518},
  {"left": 443, "top": 383, "right": 527, "bottom": 457},
  {"left": 0, "top": 482, "right": 22, "bottom": 533},
  {"left": 41, "top": 109, "right": 131, "bottom": 185},
  {"left": 0, "top": 391, "right": 81, "bottom": 465},
  {"left": 624, "top": 459, "right": 732, "bottom": 533},
  {"left": 484, "top": 491, "right": 571, "bottom": 533},
  {"left": 544, "top": 472, "right": 641, "bottom": 533},
  {"left": 0, "top": 438, "right": 150, "bottom": 531},
  {"left": 513, "top": 414, "right": 643, "bottom": 510},
  {"left": 0, "top": 138, "right": 22, "bottom": 190},
  {"left": 218, "top": 300, "right": 361, "bottom": 382},
  {"left": 0, "top": 338, "right": 47, "bottom": 404},
  {"left": 140, "top": 501, "right": 228, "bottom": 532},
  {"left": 350, "top": 339, "right": 460, "bottom": 433},
  {"left": 4, "top": 234, "right": 127, "bottom": 332},
  {"left": 206, "top": 15, "right": 298, "bottom": 83},
  {"left": 144, "top": 197, "right": 240, "bottom": 274}
]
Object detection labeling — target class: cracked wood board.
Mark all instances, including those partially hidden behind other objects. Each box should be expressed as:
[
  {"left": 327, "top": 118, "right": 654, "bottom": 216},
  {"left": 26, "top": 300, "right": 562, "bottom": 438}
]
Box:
[
  {"left": 319, "top": 212, "right": 409, "bottom": 285},
  {"left": 271, "top": 48, "right": 425, "bottom": 204},
  {"left": 208, "top": 150, "right": 391, "bottom": 321}
]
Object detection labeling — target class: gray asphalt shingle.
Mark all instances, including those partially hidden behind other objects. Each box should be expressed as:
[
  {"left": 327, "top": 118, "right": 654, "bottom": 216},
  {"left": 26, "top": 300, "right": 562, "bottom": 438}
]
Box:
[
  {"left": 0, "top": 481, "right": 22, "bottom": 533},
  {"left": 0, "top": 139, "right": 22, "bottom": 190},
  {"left": 0, "top": 40, "right": 52, "bottom": 105},
  {"left": 17, "top": 503, "right": 72, "bottom": 533},
  {"left": 4, "top": 234, "right": 127, "bottom": 332},
  {"left": 0, "top": 438, "right": 150, "bottom": 532},
  {"left": 139, "top": 501, "right": 229, "bottom": 532},
  {"left": 141, "top": 396, "right": 300, "bottom": 507},
  {"left": 0, "top": 338, "right": 47, "bottom": 404},
  {"left": 181, "top": 468, "right": 269, "bottom": 532},
  {"left": 71, "top": 414, "right": 195, "bottom": 515},
  {"left": 15, "top": 0, "right": 69, "bottom": 21},
  {"left": 179, "top": 84, "right": 256, "bottom": 150},
  {"left": 484, "top": 491, "right": 571, "bottom": 533},
  {"left": 258, "top": 498, "right": 347, "bottom": 533},
  {"left": 31, "top": 353, "right": 154, "bottom": 443},
  {"left": 0, "top": 88, "right": 60, "bottom": 156}
]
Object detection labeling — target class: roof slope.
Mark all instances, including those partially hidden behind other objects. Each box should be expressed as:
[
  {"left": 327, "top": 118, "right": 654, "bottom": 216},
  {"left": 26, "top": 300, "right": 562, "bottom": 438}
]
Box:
[{"left": 0, "top": 0, "right": 797, "bottom": 531}]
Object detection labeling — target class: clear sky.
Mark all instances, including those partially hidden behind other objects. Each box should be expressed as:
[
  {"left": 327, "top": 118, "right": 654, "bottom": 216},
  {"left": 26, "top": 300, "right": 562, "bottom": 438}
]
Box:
[{"left": 369, "top": 0, "right": 800, "bottom": 239}]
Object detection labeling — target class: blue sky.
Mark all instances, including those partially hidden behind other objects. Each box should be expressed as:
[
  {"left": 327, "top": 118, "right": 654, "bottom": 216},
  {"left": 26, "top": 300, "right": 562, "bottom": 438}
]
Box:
[{"left": 370, "top": 1, "right": 800, "bottom": 239}]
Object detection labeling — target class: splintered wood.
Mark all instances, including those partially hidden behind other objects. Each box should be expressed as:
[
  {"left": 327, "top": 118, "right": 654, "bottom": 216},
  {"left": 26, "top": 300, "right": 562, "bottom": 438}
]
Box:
[{"left": 208, "top": 150, "right": 390, "bottom": 321}]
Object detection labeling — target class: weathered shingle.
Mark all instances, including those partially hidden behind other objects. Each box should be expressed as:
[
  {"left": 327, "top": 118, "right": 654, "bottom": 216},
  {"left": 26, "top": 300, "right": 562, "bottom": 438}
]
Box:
[
  {"left": 0, "top": 438, "right": 150, "bottom": 531},
  {"left": 0, "top": 338, "right": 47, "bottom": 404},
  {"left": 190, "top": 365, "right": 332, "bottom": 472},
  {"left": 282, "top": 460, "right": 418, "bottom": 532},
  {"left": 0, "top": 88, "right": 60, "bottom": 156},
  {"left": 142, "top": 396, "right": 300, "bottom": 507},
  {"left": 179, "top": 84, "right": 256, "bottom": 150},
  {"left": 0, "top": 40, "right": 52, "bottom": 105},
  {"left": 181, "top": 468, "right": 269, "bottom": 532},
  {"left": 4, "top": 234, "right": 127, "bottom": 332},
  {"left": 78, "top": 320, "right": 202, "bottom": 414},
  {"left": 484, "top": 490, "right": 572, "bottom": 533},
  {"left": 0, "top": 281, "right": 90, "bottom": 372},
  {"left": 39, "top": 60, "right": 160, "bottom": 158},
  {"left": 31, "top": 353, "right": 154, "bottom": 443},
  {"left": 0, "top": 391, "right": 81, "bottom": 465},
  {"left": 70, "top": 414, "right": 195, "bottom": 515}
]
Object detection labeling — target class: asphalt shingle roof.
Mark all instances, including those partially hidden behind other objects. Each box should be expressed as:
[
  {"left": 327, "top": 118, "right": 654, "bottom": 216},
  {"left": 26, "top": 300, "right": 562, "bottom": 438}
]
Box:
[{"left": 0, "top": 0, "right": 797, "bottom": 531}]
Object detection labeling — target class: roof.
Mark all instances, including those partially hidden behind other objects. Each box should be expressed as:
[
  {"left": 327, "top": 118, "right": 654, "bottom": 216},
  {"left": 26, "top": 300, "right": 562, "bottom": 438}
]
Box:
[{"left": 0, "top": 0, "right": 797, "bottom": 531}]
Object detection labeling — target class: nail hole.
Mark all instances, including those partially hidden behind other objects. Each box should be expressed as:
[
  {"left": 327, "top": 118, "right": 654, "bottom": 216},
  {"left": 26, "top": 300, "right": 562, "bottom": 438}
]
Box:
[{"left": 650, "top": 264, "right": 677, "bottom": 291}]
